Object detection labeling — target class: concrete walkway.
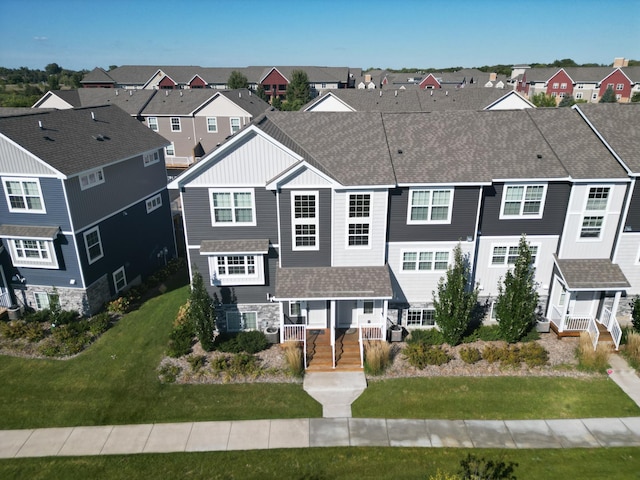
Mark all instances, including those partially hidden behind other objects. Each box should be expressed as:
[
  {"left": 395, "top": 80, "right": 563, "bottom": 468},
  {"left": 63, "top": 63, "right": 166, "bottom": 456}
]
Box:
[
  {"left": 2, "top": 417, "right": 640, "bottom": 458},
  {"left": 303, "top": 371, "right": 367, "bottom": 418}
]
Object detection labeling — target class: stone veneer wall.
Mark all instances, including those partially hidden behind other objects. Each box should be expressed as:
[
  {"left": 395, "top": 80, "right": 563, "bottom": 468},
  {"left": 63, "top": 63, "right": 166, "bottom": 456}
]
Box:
[
  {"left": 216, "top": 303, "right": 281, "bottom": 332},
  {"left": 14, "top": 284, "right": 88, "bottom": 315}
]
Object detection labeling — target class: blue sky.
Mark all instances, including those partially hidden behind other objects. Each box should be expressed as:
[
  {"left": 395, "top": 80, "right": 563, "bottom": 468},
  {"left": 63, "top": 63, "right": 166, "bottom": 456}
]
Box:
[{"left": 1, "top": 0, "right": 638, "bottom": 71}]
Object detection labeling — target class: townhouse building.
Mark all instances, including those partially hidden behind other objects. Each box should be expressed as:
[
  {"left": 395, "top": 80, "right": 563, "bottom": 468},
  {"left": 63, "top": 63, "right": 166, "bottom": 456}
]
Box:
[
  {"left": 169, "top": 105, "right": 639, "bottom": 367},
  {"left": 0, "top": 106, "right": 176, "bottom": 315}
]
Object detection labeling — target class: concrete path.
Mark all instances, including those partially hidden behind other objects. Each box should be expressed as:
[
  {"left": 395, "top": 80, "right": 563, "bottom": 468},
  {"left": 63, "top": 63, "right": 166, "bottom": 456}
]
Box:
[
  {"left": 608, "top": 354, "right": 640, "bottom": 407},
  {"left": 303, "top": 371, "right": 367, "bottom": 418},
  {"left": 1, "top": 417, "right": 640, "bottom": 458}
]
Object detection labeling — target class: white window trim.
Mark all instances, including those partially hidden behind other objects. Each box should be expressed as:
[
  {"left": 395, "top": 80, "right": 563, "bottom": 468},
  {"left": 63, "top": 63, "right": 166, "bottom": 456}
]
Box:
[
  {"left": 208, "top": 254, "right": 265, "bottom": 286},
  {"left": 207, "top": 117, "right": 218, "bottom": 133},
  {"left": 401, "top": 249, "right": 450, "bottom": 272},
  {"left": 636, "top": 244, "right": 640, "bottom": 266},
  {"left": 34, "top": 291, "right": 51, "bottom": 310},
  {"left": 578, "top": 214, "right": 605, "bottom": 241},
  {"left": 83, "top": 226, "right": 104, "bottom": 264},
  {"left": 499, "top": 184, "right": 547, "bottom": 219},
  {"left": 291, "top": 190, "right": 319, "bottom": 251},
  {"left": 209, "top": 188, "right": 257, "bottom": 226},
  {"left": 225, "top": 311, "right": 258, "bottom": 331},
  {"left": 616, "top": 83, "right": 624, "bottom": 91},
  {"left": 145, "top": 193, "right": 163, "bottom": 213},
  {"left": 143, "top": 151, "right": 160, "bottom": 167},
  {"left": 170, "top": 117, "right": 181, "bottom": 132},
  {"left": 583, "top": 185, "right": 610, "bottom": 212},
  {"left": 346, "top": 192, "right": 372, "bottom": 248},
  {"left": 230, "top": 117, "right": 241, "bottom": 133},
  {"left": 147, "top": 117, "right": 158, "bottom": 131},
  {"left": 406, "top": 308, "right": 436, "bottom": 328},
  {"left": 165, "top": 143, "right": 175, "bottom": 156},
  {"left": 489, "top": 243, "right": 539, "bottom": 267},
  {"left": 406, "top": 188, "right": 454, "bottom": 224},
  {"left": 8, "top": 238, "right": 58, "bottom": 269},
  {"left": 79, "top": 168, "right": 105, "bottom": 190},
  {"left": 289, "top": 301, "right": 307, "bottom": 323},
  {"left": 2, "top": 177, "right": 46, "bottom": 214},
  {"left": 113, "top": 266, "right": 127, "bottom": 293}
]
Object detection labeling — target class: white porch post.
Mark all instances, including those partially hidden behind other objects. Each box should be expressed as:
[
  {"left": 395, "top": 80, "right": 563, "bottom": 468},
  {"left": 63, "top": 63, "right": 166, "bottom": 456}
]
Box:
[
  {"left": 330, "top": 300, "right": 336, "bottom": 369},
  {"left": 611, "top": 291, "right": 622, "bottom": 318},
  {"left": 278, "top": 301, "right": 284, "bottom": 343},
  {"left": 382, "top": 300, "right": 388, "bottom": 340}
]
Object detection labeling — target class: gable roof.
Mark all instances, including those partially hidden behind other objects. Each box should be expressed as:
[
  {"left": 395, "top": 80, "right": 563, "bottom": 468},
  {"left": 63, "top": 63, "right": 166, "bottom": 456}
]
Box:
[
  {"left": 33, "top": 88, "right": 156, "bottom": 115},
  {"left": 80, "top": 67, "right": 116, "bottom": 85},
  {"left": 0, "top": 105, "right": 168, "bottom": 176}
]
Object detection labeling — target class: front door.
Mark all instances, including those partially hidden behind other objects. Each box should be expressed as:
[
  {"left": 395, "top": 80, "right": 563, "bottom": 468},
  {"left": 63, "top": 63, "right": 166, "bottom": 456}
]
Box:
[
  {"left": 307, "top": 300, "right": 328, "bottom": 328},
  {"left": 337, "top": 300, "right": 357, "bottom": 328}
]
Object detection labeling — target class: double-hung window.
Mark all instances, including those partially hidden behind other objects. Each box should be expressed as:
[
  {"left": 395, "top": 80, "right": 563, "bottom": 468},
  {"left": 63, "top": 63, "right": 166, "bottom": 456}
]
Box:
[
  {"left": 113, "top": 266, "right": 127, "bottom": 293},
  {"left": 34, "top": 292, "right": 51, "bottom": 310},
  {"left": 402, "top": 250, "right": 449, "bottom": 271},
  {"left": 207, "top": 117, "right": 218, "bottom": 133},
  {"left": 348, "top": 193, "right": 370, "bottom": 246},
  {"left": 406, "top": 308, "right": 436, "bottom": 327},
  {"left": 170, "top": 117, "right": 181, "bottom": 132},
  {"left": 3, "top": 177, "right": 45, "bottom": 213},
  {"left": 83, "top": 226, "right": 104, "bottom": 264},
  {"left": 580, "top": 186, "right": 609, "bottom": 239},
  {"left": 165, "top": 143, "right": 175, "bottom": 156},
  {"left": 292, "top": 191, "right": 318, "bottom": 250},
  {"left": 230, "top": 117, "right": 241, "bottom": 134},
  {"left": 491, "top": 244, "right": 538, "bottom": 266},
  {"left": 500, "top": 184, "right": 546, "bottom": 219},
  {"left": 79, "top": 168, "right": 105, "bottom": 190},
  {"left": 407, "top": 188, "right": 453, "bottom": 223},
  {"left": 210, "top": 189, "right": 255, "bottom": 225},
  {"left": 147, "top": 117, "right": 158, "bottom": 131}
]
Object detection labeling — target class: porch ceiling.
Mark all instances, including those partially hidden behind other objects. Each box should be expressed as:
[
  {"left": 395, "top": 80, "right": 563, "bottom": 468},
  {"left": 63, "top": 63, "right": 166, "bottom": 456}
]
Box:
[
  {"left": 275, "top": 265, "right": 393, "bottom": 300},
  {"left": 554, "top": 255, "right": 630, "bottom": 290}
]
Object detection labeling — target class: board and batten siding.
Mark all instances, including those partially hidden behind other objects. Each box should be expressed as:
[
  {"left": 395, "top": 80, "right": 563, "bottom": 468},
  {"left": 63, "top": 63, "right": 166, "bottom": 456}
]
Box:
[
  {"left": 65, "top": 152, "right": 168, "bottom": 230},
  {"left": 190, "top": 246, "right": 278, "bottom": 304},
  {"left": 474, "top": 234, "right": 559, "bottom": 298},
  {"left": 387, "top": 240, "right": 471, "bottom": 304},
  {"left": 0, "top": 138, "right": 60, "bottom": 177},
  {"left": 279, "top": 188, "right": 332, "bottom": 268},
  {"left": 387, "top": 187, "right": 479, "bottom": 243},
  {"left": 332, "top": 189, "right": 388, "bottom": 267},
  {"left": 558, "top": 182, "right": 627, "bottom": 260},
  {"left": 479, "top": 182, "right": 570, "bottom": 237},
  {"left": 614, "top": 233, "right": 640, "bottom": 296},
  {"left": 306, "top": 96, "right": 354, "bottom": 112},
  {"left": 182, "top": 187, "right": 278, "bottom": 245}
]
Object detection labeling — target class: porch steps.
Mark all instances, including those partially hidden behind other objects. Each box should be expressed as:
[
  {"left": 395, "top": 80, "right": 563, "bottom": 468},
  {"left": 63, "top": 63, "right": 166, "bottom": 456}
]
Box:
[
  {"left": 551, "top": 321, "right": 615, "bottom": 348},
  {"left": 306, "top": 329, "right": 362, "bottom": 372}
]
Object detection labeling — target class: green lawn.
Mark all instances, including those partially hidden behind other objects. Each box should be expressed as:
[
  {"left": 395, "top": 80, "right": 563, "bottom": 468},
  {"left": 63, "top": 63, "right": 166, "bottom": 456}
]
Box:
[{"left": 1, "top": 448, "right": 639, "bottom": 480}]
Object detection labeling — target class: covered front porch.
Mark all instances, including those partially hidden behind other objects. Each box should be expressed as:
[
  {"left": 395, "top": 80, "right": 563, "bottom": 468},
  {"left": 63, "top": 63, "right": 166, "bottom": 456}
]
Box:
[
  {"left": 546, "top": 256, "right": 630, "bottom": 351},
  {"left": 273, "top": 265, "right": 394, "bottom": 370}
]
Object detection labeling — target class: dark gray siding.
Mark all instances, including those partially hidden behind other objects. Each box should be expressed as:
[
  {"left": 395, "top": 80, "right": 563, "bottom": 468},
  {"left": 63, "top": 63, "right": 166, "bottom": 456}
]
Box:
[
  {"left": 279, "top": 188, "right": 332, "bottom": 267},
  {"left": 190, "top": 246, "right": 278, "bottom": 304},
  {"left": 479, "top": 182, "right": 569, "bottom": 237},
  {"left": 78, "top": 191, "right": 176, "bottom": 294},
  {"left": 0, "top": 232, "right": 82, "bottom": 289},
  {"left": 183, "top": 187, "right": 278, "bottom": 244},
  {"left": 0, "top": 177, "right": 71, "bottom": 231},
  {"left": 387, "top": 187, "right": 479, "bottom": 242},
  {"left": 65, "top": 152, "right": 168, "bottom": 229},
  {"left": 624, "top": 181, "right": 640, "bottom": 232}
]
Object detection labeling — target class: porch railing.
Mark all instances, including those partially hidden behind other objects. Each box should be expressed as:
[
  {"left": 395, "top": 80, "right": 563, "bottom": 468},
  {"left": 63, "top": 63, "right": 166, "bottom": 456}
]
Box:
[
  {"left": 283, "top": 324, "right": 307, "bottom": 370},
  {"left": 358, "top": 322, "right": 385, "bottom": 368},
  {"left": 0, "top": 290, "right": 11, "bottom": 309},
  {"left": 600, "top": 308, "right": 622, "bottom": 351}
]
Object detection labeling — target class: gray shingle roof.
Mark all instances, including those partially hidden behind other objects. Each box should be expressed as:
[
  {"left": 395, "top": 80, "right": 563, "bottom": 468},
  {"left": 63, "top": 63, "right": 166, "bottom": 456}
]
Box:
[
  {"left": 577, "top": 103, "right": 640, "bottom": 174},
  {"left": 216, "top": 90, "right": 272, "bottom": 117},
  {"left": 523, "top": 66, "right": 640, "bottom": 83},
  {"left": 554, "top": 256, "right": 630, "bottom": 290},
  {"left": 0, "top": 105, "right": 168, "bottom": 176},
  {"left": 275, "top": 265, "right": 393, "bottom": 299},
  {"left": 0, "top": 225, "right": 60, "bottom": 239},
  {"left": 35, "top": 89, "right": 156, "bottom": 115}
]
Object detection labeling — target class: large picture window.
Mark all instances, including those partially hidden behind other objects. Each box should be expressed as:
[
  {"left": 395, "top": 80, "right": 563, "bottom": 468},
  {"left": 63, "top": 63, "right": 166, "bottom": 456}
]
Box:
[
  {"left": 407, "top": 188, "right": 453, "bottom": 223},
  {"left": 3, "top": 177, "right": 45, "bottom": 213},
  {"left": 210, "top": 189, "right": 256, "bottom": 226},
  {"left": 500, "top": 184, "right": 546, "bottom": 219}
]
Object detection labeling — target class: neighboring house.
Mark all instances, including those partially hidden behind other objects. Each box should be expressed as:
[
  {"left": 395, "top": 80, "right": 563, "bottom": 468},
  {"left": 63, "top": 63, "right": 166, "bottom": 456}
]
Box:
[
  {"left": 169, "top": 105, "right": 639, "bottom": 367},
  {"left": 32, "top": 88, "right": 271, "bottom": 169},
  {"left": 0, "top": 105, "right": 176, "bottom": 315},
  {"left": 81, "top": 65, "right": 358, "bottom": 98},
  {"left": 304, "top": 89, "right": 532, "bottom": 112},
  {"left": 516, "top": 66, "right": 640, "bottom": 103},
  {"left": 370, "top": 69, "right": 508, "bottom": 90}
]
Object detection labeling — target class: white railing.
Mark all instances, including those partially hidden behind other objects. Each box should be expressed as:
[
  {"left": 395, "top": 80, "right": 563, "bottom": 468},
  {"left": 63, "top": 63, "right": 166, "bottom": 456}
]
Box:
[
  {"left": 600, "top": 308, "right": 622, "bottom": 351},
  {"left": 358, "top": 322, "right": 385, "bottom": 368},
  {"left": 331, "top": 327, "right": 336, "bottom": 369},
  {"left": 587, "top": 318, "right": 600, "bottom": 351},
  {"left": 165, "top": 156, "right": 193, "bottom": 168},
  {"left": 283, "top": 324, "right": 307, "bottom": 370},
  {"left": 564, "top": 315, "right": 592, "bottom": 331},
  {"left": 0, "top": 290, "right": 11, "bottom": 308}
]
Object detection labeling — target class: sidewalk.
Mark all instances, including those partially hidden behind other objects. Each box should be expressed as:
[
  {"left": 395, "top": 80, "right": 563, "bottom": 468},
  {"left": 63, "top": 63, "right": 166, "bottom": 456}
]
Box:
[{"left": 2, "top": 416, "right": 640, "bottom": 458}]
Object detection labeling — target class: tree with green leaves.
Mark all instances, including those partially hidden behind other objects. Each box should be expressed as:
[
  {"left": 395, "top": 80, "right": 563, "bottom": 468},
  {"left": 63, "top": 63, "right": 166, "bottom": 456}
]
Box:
[
  {"left": 558, "top": 95, "right": 575, "bottom": 107},
  {"left": 599, "top": 85, "right": 617, "bottom": 103},
  {"left": 227, "top": 70, "right": 249, "bottom": 90},
  {"left": 48, "top": 75, "right": 60, "bottom": 91},
  {"left": 283, "top": 69, "right": 311, "bottom": 111},
  {"left": 255, "top": 84, "right": 268, "bottom": 102},
  {"left": 631, "top": 92, "right": 640, "bottom": 103},
  {"left": 271, "top": 96, "right": 282, "bottom": 110},
  {"left": 631, "top": 296, "right": 640, "bottom": 332},
  {"left": 495, "top": 235, "right": 539, "bottom": 343},
  {"left": 188, "top": 271, "right": 216, "bottom": 351},
  {"left": 432, "top": 243, "right": 478, "bottom": 345},
  {"left": 530, "top": 92, "right": 557, "bottom": 107}
]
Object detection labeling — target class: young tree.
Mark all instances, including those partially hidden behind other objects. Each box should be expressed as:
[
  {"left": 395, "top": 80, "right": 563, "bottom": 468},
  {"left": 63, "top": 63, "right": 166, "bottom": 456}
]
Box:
[
  {"left": 284, "top": 69, "right": 311, "bottom": 111},
  {"left": 432, "top": 244, "right": 478, "bottom": 345},
  {"left": 256, "top": 84, "right": 268, "bottom": 102},
  {"left": 271, "top": 96, "right": 282, "bottom": 110},
  {"left": 631, "top": 296, "right": 640, "bottom": 332},
  {"left": 188, "top": 271, "right": 216, "bottom": 351},
  {"left": 530, "top": 93, "right": 557, "bottom": 107},
  {"left": 495, "top": 235, "right": 539, "bottom": 343},
  {"left": 558, "top": 95, "right": 575, "bottom": 107},
  {"left": 227, "top": 70, "right": 249, "bottom": 89},
  {"left": 632, "top": 92, "right": 640, "bottom": 103},
  {"left": 599, "top": 85, "right": 617, "bottom": 103}
]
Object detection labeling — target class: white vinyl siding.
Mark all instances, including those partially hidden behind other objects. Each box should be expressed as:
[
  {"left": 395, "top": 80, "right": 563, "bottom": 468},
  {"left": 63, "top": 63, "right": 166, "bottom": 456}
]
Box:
[
  {"left": 8, "top": 238, "right": 58, "bottom": 269},
  {"left": 500, "top": 184, "right": 546, "bottom": 219},
  {"left": 347, "top": 193, "right": 371, "bottom": 247},
  {"left": 2, "top": 177, "right": 45, "bottom": 213},
  {"left": 209, "top": 189, "right": 256, "bottom": 226},
  {"left": 407, "top": 188, "right": 453, "bottom": 224},
  {"left": 83, "top": 226, "right": 104, "bottom": 264},
  {"left": 79, "top": 168, "right": 104, "bottom": 190},
  {"left": 291, "top": 191, "right": 318, "bottom": 250}
]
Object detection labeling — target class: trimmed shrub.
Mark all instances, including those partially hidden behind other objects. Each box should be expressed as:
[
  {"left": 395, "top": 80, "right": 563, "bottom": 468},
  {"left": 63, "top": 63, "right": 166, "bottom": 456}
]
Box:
[
  {"left": 520, "top": 342, "right": 549, "bottom": 367},
  {"left": 364, "top": 340, "right": 391, "bottom": 375},
  {"left": 404, "top": 343, "right": 451, "bottom": 368},
  {"left": 167, "top": 321, "right": 193, "bottom": 358},
  {"left": 407, "top": 328, "right": 445, "bottom": 345},
  {"left": 88, "top": 312, "right": 111, "bottom": 337},
  {"left": 0, "top": 320, "right": 28, "bottom": 339},
  {"left": 215, "top": 331, "right": 269, "bottom": 354},
  {"left": 462, "top": 325, "right": 502, "bottom": 343},
  {"left": 158, "top": 364, "right": 181, "bottom": 383},
  {"left": 187, "top": 354, "right": 206, "bottom": 372},
  {"left": 459, "top": 346, "right": 482, "bottom": 364}
]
